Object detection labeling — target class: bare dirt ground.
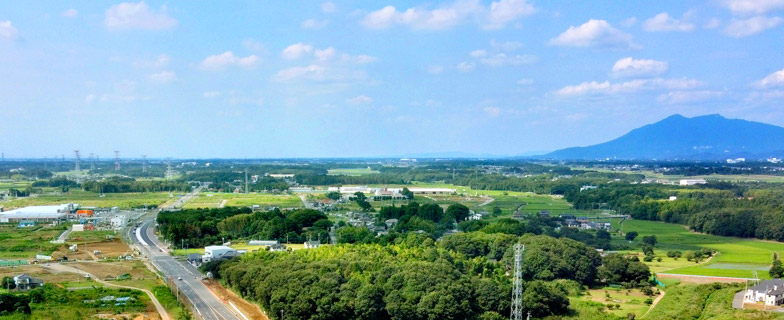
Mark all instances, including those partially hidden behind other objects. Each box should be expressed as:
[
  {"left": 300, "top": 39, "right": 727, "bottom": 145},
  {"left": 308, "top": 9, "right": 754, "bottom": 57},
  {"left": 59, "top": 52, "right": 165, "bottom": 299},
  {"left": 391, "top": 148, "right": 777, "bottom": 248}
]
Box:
[
  {"left": 53, "top": 239, "right": 134, "bottom": 261},
  {"left": 204, "top": 279, "right": 269, "bottom": 320},
  {"left": 70, "top": 260, "right": 156, "bottom": 281}
]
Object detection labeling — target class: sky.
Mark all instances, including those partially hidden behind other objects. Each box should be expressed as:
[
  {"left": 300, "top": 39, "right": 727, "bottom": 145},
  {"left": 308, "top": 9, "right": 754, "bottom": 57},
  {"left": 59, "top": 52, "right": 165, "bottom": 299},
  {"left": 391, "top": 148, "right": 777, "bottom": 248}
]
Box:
[{"left": 1, "top": 0, "right": 784, "bottom": 159}]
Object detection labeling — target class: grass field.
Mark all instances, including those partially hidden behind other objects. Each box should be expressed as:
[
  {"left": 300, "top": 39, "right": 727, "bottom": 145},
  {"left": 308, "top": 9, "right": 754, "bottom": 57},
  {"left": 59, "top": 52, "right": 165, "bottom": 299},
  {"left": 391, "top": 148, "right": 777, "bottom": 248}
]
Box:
[
  {"left": 643, "top": 283, "right": 784, "bottom": 319},
  {"left": 171, "top": 243, "right": 308, "bottom": 256},
  {"left": 0, "top": 224, "right": 66, "bottom": 258},
  {"left": 580, "top": 287, "right": 654, "bottom": 318},
  {"left": 0, "top": 190, "right": 175, "bottom": 209},
  {"left": 327, "top": 168, "right": 380, "bottom": 175},
  {"left": 612, "top": 219, "right": 784, "bottom": 279},
  {"left": 183, "top": 192, "right": 303, "bottom": 209}
]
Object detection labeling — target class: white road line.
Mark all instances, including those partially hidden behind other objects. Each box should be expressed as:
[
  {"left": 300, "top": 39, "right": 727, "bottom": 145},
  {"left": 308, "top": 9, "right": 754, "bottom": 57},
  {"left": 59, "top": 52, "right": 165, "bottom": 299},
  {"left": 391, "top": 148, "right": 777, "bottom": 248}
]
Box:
[
  {"left": 136, "top": 226, "right": 148, "bottom": 246},
  {"left": 229, "top": 301, "right": 250, "bottom": 320}
]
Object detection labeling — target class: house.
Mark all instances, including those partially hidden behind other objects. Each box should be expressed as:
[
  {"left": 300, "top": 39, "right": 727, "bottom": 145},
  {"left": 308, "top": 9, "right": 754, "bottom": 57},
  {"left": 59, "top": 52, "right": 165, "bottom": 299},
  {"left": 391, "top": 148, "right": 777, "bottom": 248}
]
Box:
[
  {"left": 385, "top": 219, "right": 399, "bottom": 229},
  {"left": 247, "top": 240, "right": 279, "bottom": 246},
  {"left": 203, "top": 245, "right": 237, "bottom": 263},
  {"left": 269, "top": 243, "right": 287, "bottom": 252},
  {"left": 563, "top": 219, "right": 580, "bottom": 228},
  {"left": 679, "top": 179, "right": 707, "bottom": 186},
  {"left": 744, "top": 279, "right": 784, "bottom": 306},
  {"left": 539, "top": 210, "right": 550, "bottom": 217},
  {"left": 187, "top": 253, "right": 202, "bottom": 267},
  {"left": 304, "top": 240, "right": 321, "bottom": 249},
  {"left": 13, "top": 274, "right": 44, "bottom": 290},
  {"left": 560, "top": 214, "right": 576, "bottom": 220}
]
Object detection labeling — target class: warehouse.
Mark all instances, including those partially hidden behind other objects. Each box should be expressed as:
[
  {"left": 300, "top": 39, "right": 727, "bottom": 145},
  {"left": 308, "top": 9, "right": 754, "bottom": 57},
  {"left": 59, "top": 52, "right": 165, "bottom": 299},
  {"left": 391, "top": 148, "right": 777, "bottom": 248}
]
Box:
[{"left": 0, "top": 204, "right": 70, "bottom": 223}]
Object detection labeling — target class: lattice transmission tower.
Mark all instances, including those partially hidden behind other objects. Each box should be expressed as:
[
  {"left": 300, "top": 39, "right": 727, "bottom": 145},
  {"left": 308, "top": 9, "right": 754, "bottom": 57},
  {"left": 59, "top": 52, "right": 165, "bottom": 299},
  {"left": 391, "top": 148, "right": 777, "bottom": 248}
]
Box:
[{"left": 511, "top": 243, "right": 524, "bottom": 320}]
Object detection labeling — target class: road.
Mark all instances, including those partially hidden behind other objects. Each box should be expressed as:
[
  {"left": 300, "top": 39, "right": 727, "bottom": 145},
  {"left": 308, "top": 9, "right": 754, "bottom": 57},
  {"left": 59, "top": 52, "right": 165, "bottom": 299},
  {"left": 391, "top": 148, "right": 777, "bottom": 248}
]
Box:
[{"left": 129, "top": 184, "right": 242, "bottom": 320}]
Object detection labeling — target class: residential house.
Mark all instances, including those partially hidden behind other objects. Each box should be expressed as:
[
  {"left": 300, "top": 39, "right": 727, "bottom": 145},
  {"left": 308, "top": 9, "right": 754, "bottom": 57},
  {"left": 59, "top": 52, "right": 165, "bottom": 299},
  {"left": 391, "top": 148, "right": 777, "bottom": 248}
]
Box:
[
  {"left": 304, "top": 240, "right": 321, "bottom": 249},
  {"left": 13, "top": 274, "right": 43, "bottom": 290},
  {"left": 744, "top": 279, "right": 784, "bottom": 306}
]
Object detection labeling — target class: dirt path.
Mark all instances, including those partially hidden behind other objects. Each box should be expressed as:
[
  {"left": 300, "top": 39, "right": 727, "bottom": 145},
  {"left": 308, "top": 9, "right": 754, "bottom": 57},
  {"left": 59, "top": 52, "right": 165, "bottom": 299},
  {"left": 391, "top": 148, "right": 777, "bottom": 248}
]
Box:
[
  {"left": 42, "top": 263, "right": 171, "bottom": 320},
  {"left": 218, "top": 199, "right": 228, "bottom": 208},
  {"left": 642, "top": 290, "right": 665, "bottom": 319},
  {"left": 477, "top": 196, "right": 495, "bottom": 207}
]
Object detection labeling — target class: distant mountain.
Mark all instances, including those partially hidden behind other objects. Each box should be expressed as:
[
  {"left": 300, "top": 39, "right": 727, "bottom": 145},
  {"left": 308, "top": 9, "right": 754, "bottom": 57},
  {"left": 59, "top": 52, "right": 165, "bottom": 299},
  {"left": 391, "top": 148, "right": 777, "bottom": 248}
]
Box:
[{"left": 543, "top": 114, "right": 784, "bottom": 160}]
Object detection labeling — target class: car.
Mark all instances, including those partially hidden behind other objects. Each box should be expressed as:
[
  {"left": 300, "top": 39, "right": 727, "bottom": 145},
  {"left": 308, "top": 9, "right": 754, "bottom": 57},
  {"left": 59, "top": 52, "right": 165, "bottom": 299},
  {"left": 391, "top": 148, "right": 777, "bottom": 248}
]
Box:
[{"left": 177, "top": 276, "right": 182, "bottom": 280}]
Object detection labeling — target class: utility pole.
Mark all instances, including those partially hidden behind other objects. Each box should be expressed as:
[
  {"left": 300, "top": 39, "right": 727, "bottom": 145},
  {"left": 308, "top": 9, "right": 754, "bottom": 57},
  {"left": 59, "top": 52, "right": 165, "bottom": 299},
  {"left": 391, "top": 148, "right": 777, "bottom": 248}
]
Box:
[
  {"left": 245, "top": 169, "right": 249, "bottom": 194},
  {"left": 74, "top": 150, "right": 80, "bottom": 172},
  {"left": 510, "top": 243, "right": 524, "bottom": 320},
  {"left": 142, "top": 155, "right": 147, "bottom": 173},
  {"left": 114, "top": 151, "right": 120, "bottom": 171},
  {"left": 89, "top": 153, "right": 95, "bottom": 171}
]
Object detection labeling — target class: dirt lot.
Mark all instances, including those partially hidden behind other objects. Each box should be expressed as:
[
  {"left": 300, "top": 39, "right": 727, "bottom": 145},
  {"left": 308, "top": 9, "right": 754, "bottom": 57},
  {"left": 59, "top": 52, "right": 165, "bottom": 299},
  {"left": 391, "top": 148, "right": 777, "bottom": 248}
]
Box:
[
  {"left": 0, "top": 264, "right": 84, "bottom": 283},
  {"left": 53, "top": 239, "right": 135, "bottom": 261},
  {"left": 70, "top": 260, "right": 156, "bottom": 281},
  {"left": 204, "top": 279, "right": 269, "bottom": 320}
]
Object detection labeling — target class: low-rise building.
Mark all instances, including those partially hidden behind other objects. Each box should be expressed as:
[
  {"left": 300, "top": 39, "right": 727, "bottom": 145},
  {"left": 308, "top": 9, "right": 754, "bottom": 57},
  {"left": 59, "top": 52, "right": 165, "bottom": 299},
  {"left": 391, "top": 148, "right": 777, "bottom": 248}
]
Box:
[
  {"left": 13, "top": 274, "right": 43, "bottom": 290},
  {"left": 680, "top": 179, "right": 707, "bottom": 186},
  {"left": 187, "top": 253, "right": 202, "bottom": 267},
  {"left": 304, "top": 240, "right": 321, "bottom": 249},
  {"left": 744, "top": 279, "right": 784, "bottom": 306},
  {"left": 203, "top": 245, "right": 237, "bottom": 263}
]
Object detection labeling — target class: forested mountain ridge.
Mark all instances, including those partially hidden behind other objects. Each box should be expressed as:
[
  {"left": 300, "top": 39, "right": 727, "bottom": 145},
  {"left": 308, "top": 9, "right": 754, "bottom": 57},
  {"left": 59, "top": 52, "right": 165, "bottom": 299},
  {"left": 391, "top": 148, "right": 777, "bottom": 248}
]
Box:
[{"left": 544, "top": 114, "right": 784, "bottom": 160}]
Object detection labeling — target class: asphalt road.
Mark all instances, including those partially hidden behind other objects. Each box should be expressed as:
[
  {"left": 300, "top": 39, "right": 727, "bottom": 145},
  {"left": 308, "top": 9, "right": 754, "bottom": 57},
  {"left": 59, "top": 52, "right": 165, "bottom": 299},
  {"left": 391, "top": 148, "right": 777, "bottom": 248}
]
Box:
[{"left": 129, "top": 184, "right": 242, "bottom": 320}]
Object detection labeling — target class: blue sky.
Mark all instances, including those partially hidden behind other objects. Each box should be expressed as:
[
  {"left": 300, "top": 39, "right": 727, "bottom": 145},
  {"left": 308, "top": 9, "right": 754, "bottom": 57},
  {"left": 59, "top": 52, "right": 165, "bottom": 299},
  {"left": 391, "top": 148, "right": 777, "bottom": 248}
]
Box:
[{"left": 1, "top": 1, "right": 783, "bottom": 158}]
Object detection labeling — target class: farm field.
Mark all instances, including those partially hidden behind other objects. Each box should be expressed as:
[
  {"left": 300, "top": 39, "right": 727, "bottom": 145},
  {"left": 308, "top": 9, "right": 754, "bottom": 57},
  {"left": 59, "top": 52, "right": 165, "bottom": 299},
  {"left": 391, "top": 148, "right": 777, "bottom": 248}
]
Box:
[
  {"left": 182, "top": 192, "right": 303, "bottom": 209},
  {"left": 585, "top": 167, "right": 784, "bottom": 183},
  {"left": 327, "top": 168, "right": 380, "bottom": 175},
  {"left": 579, "top": 287, "right": 655, "bottom": 318},
  {"left": 613, "top": 219, "right": 784, "bottom": 279},
  {"left": 642, "top": 283, "right": 784, "bottom": 319},
  {"left": 0, "top": 190, "right": 175, "bottom": 209}
]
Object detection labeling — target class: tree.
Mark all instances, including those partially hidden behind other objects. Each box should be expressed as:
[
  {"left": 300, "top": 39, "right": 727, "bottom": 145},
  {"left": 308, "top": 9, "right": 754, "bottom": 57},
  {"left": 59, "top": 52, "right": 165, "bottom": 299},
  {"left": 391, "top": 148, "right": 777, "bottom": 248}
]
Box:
[
  {"left": 625, "top": 231, "right": 639, "bottom": 241},
  {"left": 401, "top": 187, "right": 414, "bottom": 200},
  {"left": 492, "top": 206, "right": 502, "bottom": 217},
  {"left": 326, "top": 191, "right": 342, "bottom": 200},
  {"left": 446, "top": 204, "right": 471, "bottom": 223},
  {"left": 666, "top": 250, "right": 682, "bottom": 260},
  {"left": 596, "top": 230, "right": 611, "bottom": 240},
  {"left": 770, "top": 259, "right": 784, "bottom": 279},
  {"left": 642, "top": 235, "right": 657, "bottom": 246},
  {"left": 353, "top": 191, "right": 367, "bottom": 201},
  {"left": 1, "top": 277, "right": 15, "bottom": 290}
]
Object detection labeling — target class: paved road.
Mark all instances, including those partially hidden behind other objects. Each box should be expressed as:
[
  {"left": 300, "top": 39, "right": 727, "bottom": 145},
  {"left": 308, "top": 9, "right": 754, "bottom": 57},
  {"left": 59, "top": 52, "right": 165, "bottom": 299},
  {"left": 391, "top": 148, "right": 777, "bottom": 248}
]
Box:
[{"left": 129, "top": 184, "right": 242, "bottom": 320}]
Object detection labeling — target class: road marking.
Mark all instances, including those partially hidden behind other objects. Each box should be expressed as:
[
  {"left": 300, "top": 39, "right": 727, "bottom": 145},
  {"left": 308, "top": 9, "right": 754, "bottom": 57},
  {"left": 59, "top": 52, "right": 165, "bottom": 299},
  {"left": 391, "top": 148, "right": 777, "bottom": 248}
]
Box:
[{"left": 229, "top": 301, "right": 250, "bottom": 320}]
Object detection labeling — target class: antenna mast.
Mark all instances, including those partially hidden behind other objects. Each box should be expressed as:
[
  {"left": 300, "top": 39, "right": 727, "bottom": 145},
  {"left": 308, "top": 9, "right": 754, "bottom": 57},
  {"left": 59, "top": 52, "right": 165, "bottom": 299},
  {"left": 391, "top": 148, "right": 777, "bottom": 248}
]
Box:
[
  {"left": 511, "top": 243, "right": 524, "bottom": 320},
  {"left": 114, "top": 151, "right": 120, "bottom": 171},
  {"left": 89, "top": 153, "right": 95, "bottom": 171},
  {"left": 74, "top": 150, "right": 80, "bottom": 172},
  {"left": 166, "top": 158, "right": 175, "bottom": 180},
  {"left": 142, "top": 155, "right": 147, "bottom": 173}
]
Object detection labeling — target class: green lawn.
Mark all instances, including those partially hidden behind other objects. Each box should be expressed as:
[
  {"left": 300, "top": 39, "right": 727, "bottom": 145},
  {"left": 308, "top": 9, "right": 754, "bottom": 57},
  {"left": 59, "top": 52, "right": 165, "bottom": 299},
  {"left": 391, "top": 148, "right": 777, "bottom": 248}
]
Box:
[
  {"left": 1, "top": 190, "right": 174, "bottom": 209},
  {"left": 183, "top": 192, "right": 303, "bottom": 209},
  {"left": 0, "top": 224, "right": 66, "bottom": 258}
]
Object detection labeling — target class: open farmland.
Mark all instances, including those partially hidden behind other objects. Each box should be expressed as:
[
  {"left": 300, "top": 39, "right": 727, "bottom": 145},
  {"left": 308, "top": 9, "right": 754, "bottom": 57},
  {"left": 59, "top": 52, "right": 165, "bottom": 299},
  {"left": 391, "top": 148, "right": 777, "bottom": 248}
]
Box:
[
  {"left": 327, "top": 168, "right": 380, "bottom": 175},
  {"left": 0, "top": 190, "right": 175, "bottom": 210},
  {"left": 183, "top": 192, "right": 303, "bottom": 209}
]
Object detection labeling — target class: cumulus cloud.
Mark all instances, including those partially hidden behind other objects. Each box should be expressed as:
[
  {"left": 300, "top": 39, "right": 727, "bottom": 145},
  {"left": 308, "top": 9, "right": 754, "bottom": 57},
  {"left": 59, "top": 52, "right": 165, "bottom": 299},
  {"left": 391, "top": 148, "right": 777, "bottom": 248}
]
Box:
[
  {"left": 457, "top": 61, "right": 476, "bottom": 72},
  {"left": 704, "top": 18, "right": 721, "bottom": 29},
  {"left": 722, "top": 0, "right": 784, "bottom": 15},
  {"left": 620, "top": 17, "right": 637, "bottom": 27},
  {"left": 480, "top": 53, "right": 537, "bottom": 67},
  {"left": 104, "top": 1, "right": 177, "bottom": 30},
  {"left": 490, "top": 40, "right": 523, "bottom": 51},
  {"left": 470, "top": 50, "right": 487, "bottom": 57},
  {"left": 0, "top": 21, "right": 18, "bottom": 40},
  {"left": 282, "top": 43, "right": 314, "bottom": 60},
  {"left": 361, "top": 0, "right": 534, "bottom": 31},
  {"left": 347, "top": 95, "right": 373, "bottom": 105},
  {"left": 557, "top": 78, "right": 703, "bottom": 95},
  {"left": 315, "top": 47, "right": 336, "bottom": 61},
  {"left": 549, "top": 19, "right": 638, "bottom": 49},
  {"left": 322, "top": 2, "right": 337, "bottom": 13},
  {"left": 200, "top": 51, "right": 259, "bottom": 70},
  {"left": 643, "top": 12, "right": 695, "bottom": 32},
  {"left": 611, "top": 57, "right": 668, "bottom": 77},
  {"left": 61, "top": 9, "right": 79, "bottom": 18},
  {"left": 302, "top": 19, "right": 329, "bottom": 30},
  {"left": 754, "top": 67, "right": 784, "bottom": 87},
  {"left": 657, "top": 90, "right": 724, "bottom": 104},
  {"left": 273, "top": 65, "right": 328, "bottom": 81},
  {"left": 148, "top": 71, "right": 176, "bottom": 83},
  {"left": 724, "top": 15, "right": 783, "bottom": 37},
  {"left": 134, "top": 54, "right": 170, "bottom": 68}
]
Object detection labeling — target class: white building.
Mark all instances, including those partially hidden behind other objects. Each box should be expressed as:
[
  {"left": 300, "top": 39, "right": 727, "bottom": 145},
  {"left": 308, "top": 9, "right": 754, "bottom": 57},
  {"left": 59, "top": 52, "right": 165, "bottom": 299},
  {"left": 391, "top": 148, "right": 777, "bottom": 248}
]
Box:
[
  {"left": 248, "top": 240, "right": 280, "bottom": 246},
  {"left": 679, "top": 179, "right": 707, "bottom": 186},
  {"left": 304, "top": 240, "right": 321, "bottom": 249},
  {"left": 111, "top": 215, "right": 127, "bottom": 229},
  {"left": 0, "top": 204, "right": 71, "bottom": 223},
  {"left": 744, "top": 279, "right": 784, "bottom": 306},
  {"left": 203, "top": 245, "right": 237, "bottom": 263},
  {"left": 406, "top": 188, "right": 455, "bottom": 195}
]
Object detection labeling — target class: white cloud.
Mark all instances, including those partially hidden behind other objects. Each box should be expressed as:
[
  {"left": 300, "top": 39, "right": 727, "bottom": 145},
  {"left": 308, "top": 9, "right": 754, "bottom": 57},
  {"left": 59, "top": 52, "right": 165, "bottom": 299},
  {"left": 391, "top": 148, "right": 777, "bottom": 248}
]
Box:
[
  {"left": 657, "top": 90, "right": 724, "bottom": 104},
  {"left": 61, "top": 9, "right": 79, "bottom": 18},
  {"left": 281, "top": 43, "right": 314, "bottom": 60},
  {"left": 483, "top": 106, "right": 501, "bottom": 117},
  {"left": 200, "top": 51, "right": 259, "bottom": 70},
  {"left": 203, "top": 91, "right": 221, "bottom": 98},
  {"left": 643, "top": 12, "right": 695, "bottom": 32},
  {"left": 351, "top": 54, "right": 378, "bottom": 64},
  {"left": 611, "top": 57, "right": 668, "bottom": 77},
  {"left": 104, "top": 1, "right": 177, "bottom": 30},
  {"left": 754, "top": 67, "right": 784, "bottom": 87},
  {"left": 302, "top": 19, "right": 329, "bottom": 30},
  {"left": 724, "top": 15, "right": 783, "bottom": 37},
  {"left": 0, "top": 21, "right": 18, "bottom": 40},
  {"left": 517, "top": 78, "right": 534, "bottom": 85},
  {"left": 490, "top": 40, "right": 523, "bottom": 51},
  {"left": 134, "top": 54, "right": 170, "bottom": 68},
  {"left": 704, "top": 18, "right": 721, "bottom": 29},
  {"left": 549, "top": 19, "right": 638, "bottom": 49},
  {"left": 427, "top": 65, "right": 445, "bottom": 74},
  {"left": 274, "top": 64, "right": 328, "bottom": 81},
  {"left": 479, "top": 53, "right": 537, "bottom": 67},
  {"left": 315, "top": 47, "right": 336, "bottom": 61},
  {"left": 722, "top": 0, "right": 784, "bottom": 15},
  {"left": 470, "top": 49, "right": 487, "bottom": 57},
  {"left": 243, "top": 39, "right": 265, "bottom": 52},
  {"left": 557, "top": 78, "right": 703, "bottom": 95},
  {"left": 85, "top": 94, "right": 96, "bottom": 104},
  {"left": 347, "top": 95, "right": 373, "bottom": 105},
  {"left": 148, "top": 71, "right": 176, "bottom": 83},
  {"left": 361, "top": 0, "right": 534, "bottom": 31},
  {"left": 485, "top": 0, "right": 536, "bottom": 30},
  {"left": 457, "top": 61, "right": 476, "bottom": 72},
  {"left": 322, "top": 2, "right": 337, "bottom": 13}
]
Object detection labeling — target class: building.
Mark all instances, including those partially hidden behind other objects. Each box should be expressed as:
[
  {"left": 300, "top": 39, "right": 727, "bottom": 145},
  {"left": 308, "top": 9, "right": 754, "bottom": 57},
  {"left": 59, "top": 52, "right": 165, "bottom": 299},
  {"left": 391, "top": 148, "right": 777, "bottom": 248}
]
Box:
[
  {"left": 269, "top": 243, "right": 287, "bottom": 252},
  {"left": 385, "top": 219, "right": 399, "bottom": 229},
  {"left": 744, "top": 279, "right": 784, "bottom": 306},
  {"left": 247, "top": 240, "right": 279, "bottom": 246},
  {"left": 679, "top": 179, "right": 707, "bottom": 186},
  {"left": 17, "top": 220, "right": 36, "bottom": 228},
  {"left": 203, "top": 245, "right": 237, "bottom": 263},
  {"left": 187, "top": 253, "right": 202, "bottom": 267},
  {"left": 0, "top": 204, "right": 71, "bottom": 223},
  {"left": 580, "top": 185, "right": 598, "bottom": 192},
  {"left": 304, "top": 240, "right": 321, "bottom": 249},
  {"left": 406, "top": 188, "right": 455, "bottom": 195},
  {"left": 110, "top": 215, "right": 127, "bottom": 229},
  {"left": 13, "top": 274, "right": 43, "bottom": 290},
  {"left": 72, "top": 224, "right": 85, "bottom": 232}
]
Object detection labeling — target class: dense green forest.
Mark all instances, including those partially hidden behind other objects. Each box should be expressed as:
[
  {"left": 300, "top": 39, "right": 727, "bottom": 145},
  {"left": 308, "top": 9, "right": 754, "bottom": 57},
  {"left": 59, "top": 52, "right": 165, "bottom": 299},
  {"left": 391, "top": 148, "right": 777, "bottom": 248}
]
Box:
[{"left": 156, "top": 207, "right": 331, "bottom": 248}]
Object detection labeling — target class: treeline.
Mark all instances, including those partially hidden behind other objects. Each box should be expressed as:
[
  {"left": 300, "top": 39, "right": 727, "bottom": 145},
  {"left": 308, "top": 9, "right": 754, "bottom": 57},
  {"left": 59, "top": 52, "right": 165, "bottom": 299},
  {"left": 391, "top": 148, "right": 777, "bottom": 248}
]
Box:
[
  {"left": 157, "top": 207, "right": 330, "bottom": 248},
  {"left": 183, "top": 171, "right": 289, "bottom": 192},
  {"left": 81, "top": 177, "right": 191, "bottom": 193},
  {"left": 295, "top": 173, "right": 408, "bottom": 186},
  {"left": 568, "top": 184, "right": 784, "bottom": 241},
  {"left": 31, "top": 176, "right": 79, "bottom": 188}
]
